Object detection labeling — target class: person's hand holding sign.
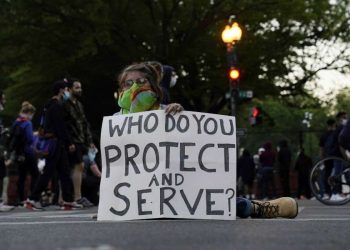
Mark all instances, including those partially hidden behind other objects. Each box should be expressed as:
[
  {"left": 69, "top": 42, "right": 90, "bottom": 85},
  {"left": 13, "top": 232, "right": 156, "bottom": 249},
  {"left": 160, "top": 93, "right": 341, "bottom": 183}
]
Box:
[{"left": 165, "top": 103, "right": 183, "bottom": 115}]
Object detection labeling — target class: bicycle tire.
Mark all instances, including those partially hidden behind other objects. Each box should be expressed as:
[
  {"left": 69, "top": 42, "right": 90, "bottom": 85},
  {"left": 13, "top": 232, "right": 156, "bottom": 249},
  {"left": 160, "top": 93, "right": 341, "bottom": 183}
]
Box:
[{"left": 309, "top": 156, "right": 350, "bottom": 205}]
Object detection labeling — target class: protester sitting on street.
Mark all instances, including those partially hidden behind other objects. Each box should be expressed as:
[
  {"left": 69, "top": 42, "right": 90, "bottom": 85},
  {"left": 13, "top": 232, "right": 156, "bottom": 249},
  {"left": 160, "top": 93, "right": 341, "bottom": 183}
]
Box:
[
  {"left": 9, "top": 101, "right": 39, "bottom": 205},
  {"left": 113, "top": 62, "right": 298, "bottom": 219},
  {"left": 25, "top": 80, "right": 82, "bottom": 210}
]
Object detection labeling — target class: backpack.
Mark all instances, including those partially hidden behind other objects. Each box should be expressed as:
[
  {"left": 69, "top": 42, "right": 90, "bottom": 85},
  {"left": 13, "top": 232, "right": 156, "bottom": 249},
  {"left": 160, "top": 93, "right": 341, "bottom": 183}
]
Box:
[
  {"left": 7, "top": 122, "right": 27, "bottom": 162},
  {"left": 33, "top": 106, "right": 57, "bottom": 158}
]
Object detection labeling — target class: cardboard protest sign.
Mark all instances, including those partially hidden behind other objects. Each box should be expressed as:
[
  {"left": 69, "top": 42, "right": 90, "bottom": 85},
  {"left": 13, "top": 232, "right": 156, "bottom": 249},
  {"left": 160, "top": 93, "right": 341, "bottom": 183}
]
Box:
[{"left": 98, "top": 110, "right": 236, "bottom": 221}]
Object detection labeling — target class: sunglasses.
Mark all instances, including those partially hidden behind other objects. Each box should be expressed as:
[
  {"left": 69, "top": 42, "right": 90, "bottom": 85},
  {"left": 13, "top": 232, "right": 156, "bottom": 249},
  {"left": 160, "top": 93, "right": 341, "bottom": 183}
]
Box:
[{"left": 123, "top": 77, "right": 149, "bottom": 89}]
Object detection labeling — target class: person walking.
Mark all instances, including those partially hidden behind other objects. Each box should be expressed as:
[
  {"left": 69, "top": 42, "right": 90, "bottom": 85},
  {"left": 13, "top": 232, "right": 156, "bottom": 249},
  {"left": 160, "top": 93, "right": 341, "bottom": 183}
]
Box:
[
  {"left": 25, "top": 80, "right": 81, "bottom": 210},
  {"left": 64, "top": 78, "right": 95, "bottom": 207}
]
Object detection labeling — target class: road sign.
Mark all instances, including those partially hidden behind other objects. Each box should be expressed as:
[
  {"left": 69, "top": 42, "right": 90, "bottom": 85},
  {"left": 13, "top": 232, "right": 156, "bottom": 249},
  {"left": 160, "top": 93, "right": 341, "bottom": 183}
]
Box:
[
  {"left": 239, "top": 90, "right": 253, "bottom": 98},
  {"left": 236, "top": 128, "right": 247, "bottom": 136}
]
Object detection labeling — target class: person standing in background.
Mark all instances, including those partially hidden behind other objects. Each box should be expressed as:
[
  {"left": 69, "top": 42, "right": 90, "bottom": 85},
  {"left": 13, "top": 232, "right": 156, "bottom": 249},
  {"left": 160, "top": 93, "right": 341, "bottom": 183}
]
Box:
[
  {"left": 11, "top": 102, "right": 39, "bottom": 204},
  {"left": 64, "top": 78, "right": 95, "bottom": 207},
  {"left": 277, "top": 140, "right": 292, "bottom": 197},
  {"left": 294, "top": 148, "right": 312, "bottom": 199}
]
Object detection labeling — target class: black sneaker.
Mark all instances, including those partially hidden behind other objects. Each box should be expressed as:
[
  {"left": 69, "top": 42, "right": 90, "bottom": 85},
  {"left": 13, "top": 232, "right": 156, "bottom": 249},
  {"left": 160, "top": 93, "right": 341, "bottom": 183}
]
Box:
[{"left": 76, "top": 197, "right": 94, "bottom": 208}]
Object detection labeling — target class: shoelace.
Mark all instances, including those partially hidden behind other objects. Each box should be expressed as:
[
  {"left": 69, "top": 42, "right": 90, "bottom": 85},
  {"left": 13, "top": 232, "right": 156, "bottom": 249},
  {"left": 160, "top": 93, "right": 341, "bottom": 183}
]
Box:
[{"left": 252, "top": 201, "right": 279, "bottom": 218}]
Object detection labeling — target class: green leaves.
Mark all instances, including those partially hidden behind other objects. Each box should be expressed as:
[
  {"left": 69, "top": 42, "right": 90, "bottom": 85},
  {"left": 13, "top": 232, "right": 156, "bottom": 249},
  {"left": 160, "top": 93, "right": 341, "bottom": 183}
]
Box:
[{"left": 0, "top": 0, "right": 349, "bottom": 130}]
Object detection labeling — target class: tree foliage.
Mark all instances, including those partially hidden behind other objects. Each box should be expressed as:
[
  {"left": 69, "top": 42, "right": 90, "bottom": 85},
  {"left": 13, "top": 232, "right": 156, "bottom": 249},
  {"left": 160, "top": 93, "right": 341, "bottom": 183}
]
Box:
[{"left": 0, "top": 0, "right": 349, "bottom": 130}]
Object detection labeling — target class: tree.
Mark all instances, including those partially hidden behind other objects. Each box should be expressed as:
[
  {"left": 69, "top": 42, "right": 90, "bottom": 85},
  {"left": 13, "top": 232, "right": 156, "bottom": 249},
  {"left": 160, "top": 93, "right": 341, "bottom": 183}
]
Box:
[
  {"left": 0, "top": 0, "right": 349, "bottom": 130},
  {"left": 334, "top": 87, "right": 350, "bottom": 113}
]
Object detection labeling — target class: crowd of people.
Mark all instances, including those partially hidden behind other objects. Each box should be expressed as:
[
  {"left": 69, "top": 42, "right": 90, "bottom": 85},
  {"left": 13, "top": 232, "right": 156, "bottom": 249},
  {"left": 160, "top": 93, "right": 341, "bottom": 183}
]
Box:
[
  {"left": 237, "top": 111, "right": 350, "bottom": 201},
  {"left": 0, "top": 61, "right": 300, "bottom": 219},
  {"left": 0, "top": 80, "right": 101, "bottom": 211}
]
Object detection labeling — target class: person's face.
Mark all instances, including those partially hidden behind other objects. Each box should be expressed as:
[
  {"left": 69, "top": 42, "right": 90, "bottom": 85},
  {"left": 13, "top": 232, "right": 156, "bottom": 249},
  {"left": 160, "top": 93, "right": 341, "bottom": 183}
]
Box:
[
  {"left": 71, "top": 81, "right": 82, "bottom": 97},
  {"left": 59, "top": 87, "right": 68, "bottom": 98},
  {"left": 122, "top": 71, "right": 150, "bottom": 90},
  {"left": 28, "top": 111, "right": 35, "bottom": 120}
]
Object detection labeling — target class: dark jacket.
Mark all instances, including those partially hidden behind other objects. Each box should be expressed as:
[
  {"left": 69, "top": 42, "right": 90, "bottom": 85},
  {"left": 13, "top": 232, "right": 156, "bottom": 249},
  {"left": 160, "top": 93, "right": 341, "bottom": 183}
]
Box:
[
  {"left": 237, "top": 150, "right": 255, "bottom": 183},
  {"left": 44, "top": 98, "right": 72, "bottom": 146},
  {"left": 64, "top": 99, "right": 93, "bottom": 146},
  {"left": 260, "top": 142, "right": 276, "bottom": 167},
  {"left": 277, "top": 146, "right": 291, "bottom": 170}
]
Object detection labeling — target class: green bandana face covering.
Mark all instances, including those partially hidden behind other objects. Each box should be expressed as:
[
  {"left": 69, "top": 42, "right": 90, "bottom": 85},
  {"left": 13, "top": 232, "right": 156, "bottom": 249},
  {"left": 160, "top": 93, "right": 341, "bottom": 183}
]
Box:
[
  {"left": 117, "top": 86, "right": 135, "bottom": 113},
  {"left": 118, "top": 82, "right": 159, "bottom": 114}
]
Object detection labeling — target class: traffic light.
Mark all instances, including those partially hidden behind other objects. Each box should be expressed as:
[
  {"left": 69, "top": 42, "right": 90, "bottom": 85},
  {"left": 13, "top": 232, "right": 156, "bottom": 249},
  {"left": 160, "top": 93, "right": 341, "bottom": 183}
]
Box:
[
  {"left": 229, "top": 67, "right": 240, "bottom": 87},
  {"left": 249, "top": 106, "right": 262, "bottom": 126},
  {"left": 229, "top": 67, "right": 240, "bottom": 80}
]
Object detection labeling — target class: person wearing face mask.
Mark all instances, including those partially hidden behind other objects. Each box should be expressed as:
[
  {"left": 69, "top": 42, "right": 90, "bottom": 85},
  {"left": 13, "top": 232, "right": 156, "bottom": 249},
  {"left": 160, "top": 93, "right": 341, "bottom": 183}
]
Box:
[
  {"left": 110, "top": 63, "right": 298, "bottom": 220},
  {"left": 159, "top": 65, "right": 178, "bottom": 105},
  {"left": 26, "top": 80, "right": 80, "bottom": 210},
  {"left": 8, "top": 102, "right": 39, "bottom": 205},
  {"left": 116, "top": 63, "right": 183, "bottom": 115},
  {"left": 63, "top": 78, "right": 95, "bottom": 208}
]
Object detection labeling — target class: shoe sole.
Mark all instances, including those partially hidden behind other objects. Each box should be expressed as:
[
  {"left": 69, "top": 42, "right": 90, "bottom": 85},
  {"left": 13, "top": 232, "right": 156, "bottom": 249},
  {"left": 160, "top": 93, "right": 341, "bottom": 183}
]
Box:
[{"left": 60, "top": 206, "right": 83, "bottom": 210}]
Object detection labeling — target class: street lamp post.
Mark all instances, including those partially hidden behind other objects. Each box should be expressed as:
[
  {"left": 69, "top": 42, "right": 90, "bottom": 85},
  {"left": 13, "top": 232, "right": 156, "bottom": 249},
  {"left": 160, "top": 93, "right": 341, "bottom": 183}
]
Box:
[{"left": 222, "top": 21, "right": 242, "bottom": 117}]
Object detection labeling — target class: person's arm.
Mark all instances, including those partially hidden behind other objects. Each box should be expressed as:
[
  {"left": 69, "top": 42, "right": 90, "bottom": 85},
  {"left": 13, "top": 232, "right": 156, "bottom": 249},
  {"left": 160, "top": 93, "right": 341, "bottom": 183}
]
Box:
[
  {"left": 24, "top": 121, "right": 34, "bottom": 146},
  {"left": 79, "top": 102, "right": 94, "bottom": 147},
  {"left": 90, "top": 162, "right": 101, "bottom": 178}
]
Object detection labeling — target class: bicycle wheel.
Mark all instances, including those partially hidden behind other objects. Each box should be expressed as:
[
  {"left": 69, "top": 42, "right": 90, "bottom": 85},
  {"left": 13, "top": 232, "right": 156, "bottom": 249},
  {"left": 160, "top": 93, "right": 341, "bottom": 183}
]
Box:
[{"left": 309, "top": 156, "right": 350, "bottom": 205}]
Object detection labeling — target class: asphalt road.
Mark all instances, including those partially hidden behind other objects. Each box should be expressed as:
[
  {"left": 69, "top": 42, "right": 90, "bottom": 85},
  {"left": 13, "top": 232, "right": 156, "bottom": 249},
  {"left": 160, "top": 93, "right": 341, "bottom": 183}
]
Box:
[{"left": 0, "top": 200, "right": 349, "bottom": 250}]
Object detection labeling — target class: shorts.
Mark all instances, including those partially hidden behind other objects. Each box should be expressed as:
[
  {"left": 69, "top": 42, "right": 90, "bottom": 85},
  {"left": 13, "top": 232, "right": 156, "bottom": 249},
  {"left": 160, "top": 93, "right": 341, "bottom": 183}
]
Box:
[{"left": 69, "top": 143, "right": 87, "bottom": 165}]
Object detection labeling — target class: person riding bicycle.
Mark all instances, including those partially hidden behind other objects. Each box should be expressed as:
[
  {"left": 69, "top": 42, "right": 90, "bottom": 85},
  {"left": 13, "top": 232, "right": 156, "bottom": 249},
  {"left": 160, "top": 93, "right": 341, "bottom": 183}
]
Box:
[{"left": 326, "top": 111, "right": 347, "bottom": 201}]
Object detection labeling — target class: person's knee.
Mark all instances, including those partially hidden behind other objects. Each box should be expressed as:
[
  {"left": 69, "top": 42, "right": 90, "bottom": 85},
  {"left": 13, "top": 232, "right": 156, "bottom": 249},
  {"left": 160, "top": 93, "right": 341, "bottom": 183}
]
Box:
[{"left": 236, "top": 197, "right": 252, "bottom": 218}]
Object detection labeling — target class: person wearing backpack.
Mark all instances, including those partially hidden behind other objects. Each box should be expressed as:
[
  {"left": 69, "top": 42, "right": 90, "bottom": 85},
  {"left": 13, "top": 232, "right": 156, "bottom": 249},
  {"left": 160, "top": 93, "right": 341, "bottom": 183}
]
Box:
[
  {"left": 8, "top": 102, "right": 39, "bottom": 205},
  {"left": 25, "top": 80, "right": 81, "bottom": 210}
]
